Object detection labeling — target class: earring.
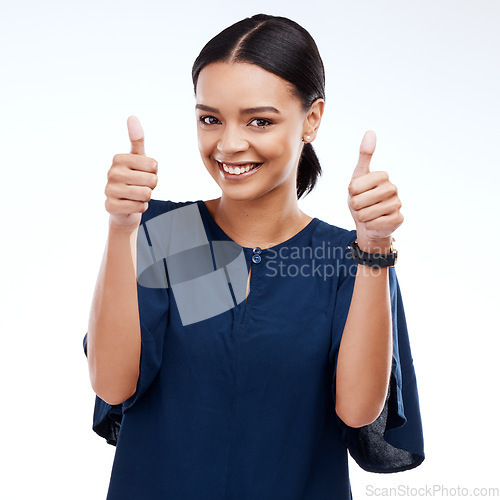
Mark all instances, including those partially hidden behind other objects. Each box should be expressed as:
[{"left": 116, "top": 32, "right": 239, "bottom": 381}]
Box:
[{"left": 303, "top": 135, "right": 311, "bottom": 142}]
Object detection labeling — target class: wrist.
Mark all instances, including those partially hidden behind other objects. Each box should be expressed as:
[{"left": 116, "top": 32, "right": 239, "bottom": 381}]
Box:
[
  {"left": 355, "top": 237, "right": 394, "bottom": 254},
  {"left": 109, "top": 216, "right": 141, "bottom": 235}
]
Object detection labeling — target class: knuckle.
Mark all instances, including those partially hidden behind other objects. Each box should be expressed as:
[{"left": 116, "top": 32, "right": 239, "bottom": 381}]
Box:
[
  {"left": 107, "top": 166, "right": 119, "bottom": 182},
  {"left": 374, "top": 170, "right": 389, "bottom": 181},
  {"left": 386, "top": 182, "right": 396, "bottom": 193},
  {"left": 105, "top": 198, "right": 114, "bottom": 213},
  {"left": 139, "top": 185, "right": 151, "bottom": 201}
]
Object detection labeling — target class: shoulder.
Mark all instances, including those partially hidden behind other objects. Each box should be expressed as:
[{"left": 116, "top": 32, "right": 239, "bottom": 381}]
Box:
[
  {"left": 314, "top": 217, "right": 357, "bottom": 249},
  {"left": 312, "top": 219, "right": 358, "bottom": 283},
  {"left": 141, "top": 199, "right": 200, "bottom": 225}
]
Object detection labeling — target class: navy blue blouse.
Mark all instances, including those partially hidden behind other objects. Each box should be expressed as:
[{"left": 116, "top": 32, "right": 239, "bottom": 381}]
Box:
[{"left": 83, "top": 199, "right": 425, "bottom": 499}]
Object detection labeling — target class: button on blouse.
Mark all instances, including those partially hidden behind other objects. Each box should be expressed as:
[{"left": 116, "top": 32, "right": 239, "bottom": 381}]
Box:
[{"left": 251, "top": 247, "right": 262, "bottom": 264}]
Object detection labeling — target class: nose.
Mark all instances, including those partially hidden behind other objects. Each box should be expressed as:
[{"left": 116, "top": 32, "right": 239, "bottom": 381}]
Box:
[{"left": 217, "top": 124, "right": 248, "bottom": 154}]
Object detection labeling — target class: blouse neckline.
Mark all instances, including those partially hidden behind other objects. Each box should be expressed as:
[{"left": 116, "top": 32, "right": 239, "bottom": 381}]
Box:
[{"left": 196, "top": 199, "right": 320, "bottom": 252}]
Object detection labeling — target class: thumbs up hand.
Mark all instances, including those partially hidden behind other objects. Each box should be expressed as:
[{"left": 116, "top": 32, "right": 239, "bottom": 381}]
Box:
[
  {"left": 105, "top": 116, "right": 159, "bottom": 230},
  {"left": 347, "top": 131, "right": 403, "bottom": 253}
]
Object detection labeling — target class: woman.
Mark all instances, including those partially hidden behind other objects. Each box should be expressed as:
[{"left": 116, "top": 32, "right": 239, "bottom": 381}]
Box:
[{"left": 84, "top": 13, "right": 424, "bottom": 499}]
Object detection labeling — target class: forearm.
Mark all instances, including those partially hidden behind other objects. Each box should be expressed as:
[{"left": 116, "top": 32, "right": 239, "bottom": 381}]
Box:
[
  {"left": 86, "top": 220, "right": 142, "bottom": 406},
  {"left": 335, "top": 241, "right": 393, "bottom": 428}
]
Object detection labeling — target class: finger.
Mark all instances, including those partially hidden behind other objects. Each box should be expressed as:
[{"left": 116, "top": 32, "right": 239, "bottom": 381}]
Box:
[
  {"left": 349, "top": 170, "right": 389, "bottom": 197},
  {"left": 355, "top": 196, "right": 401, "bottom": 223},
  {"left": 108, "top": 166, "right": 158, "bottom": 189},
  {"left": 356, "top": 211, "right": 404, "bottom": 232},
  {"left": 349, "top": 180, "right": 397, "bottom": 210},
  {"left": 351, "top": 130, "right": 376, "bottom": 179},
  {"left": 112, "top": 154, "right": 158, "bottom": 173},
  {"left": 125, "top": 169, "right": 158, "bottom": 189},
  {"left": 127, "top": 115, "right": 145, "bottom": 155},
  {"left": 109, "top": 184, "right": 152, "bottom": 203}
]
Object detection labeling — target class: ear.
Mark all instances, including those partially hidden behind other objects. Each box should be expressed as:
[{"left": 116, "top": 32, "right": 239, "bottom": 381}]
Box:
[{"left": 302, "top": 98, "right": 325, "bottom": 142}]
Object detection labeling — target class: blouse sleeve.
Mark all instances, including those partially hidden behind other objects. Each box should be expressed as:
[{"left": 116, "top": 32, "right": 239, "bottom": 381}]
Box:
[
  {"left": 82, "top": 206, "right": 170, "bottom": 446},
  {"left": 330, "top": 231, "right": 425, "bottom": 472}
]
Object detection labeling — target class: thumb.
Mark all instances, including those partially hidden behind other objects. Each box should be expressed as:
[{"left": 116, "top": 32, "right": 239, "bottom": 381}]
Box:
[
  {"left": 351, "top": 130, "right": 376, "bottom": 179},
  {"left": 127, "top": 115, "right": 145, "bottom": 155}
]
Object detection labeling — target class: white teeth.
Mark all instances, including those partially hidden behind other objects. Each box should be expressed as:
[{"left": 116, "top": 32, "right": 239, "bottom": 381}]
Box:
[{"left": 220, "top": 162, "right": 259, "bottom": 175}]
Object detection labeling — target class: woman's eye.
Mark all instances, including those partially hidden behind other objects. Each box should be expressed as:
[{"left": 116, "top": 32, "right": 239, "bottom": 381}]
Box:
[
  {"left": 250, "top": 118, "right": 272, "bottom": 128},
  {"left": 199, "top": 116, "right": 220, "bottom": 125}
]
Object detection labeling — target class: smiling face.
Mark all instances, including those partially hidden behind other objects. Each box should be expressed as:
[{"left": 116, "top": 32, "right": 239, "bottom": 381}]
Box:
[{"left": 195, "top": 62, "right": 314, "bottom": 202}]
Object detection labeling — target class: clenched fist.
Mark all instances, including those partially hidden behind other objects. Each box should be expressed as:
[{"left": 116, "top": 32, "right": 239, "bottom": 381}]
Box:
[
  {"left": 104, "top": 116, "right": 158, "bottom": 230},
  {"left": 347, "top": 131, "right": 403, "bottom": 253}
]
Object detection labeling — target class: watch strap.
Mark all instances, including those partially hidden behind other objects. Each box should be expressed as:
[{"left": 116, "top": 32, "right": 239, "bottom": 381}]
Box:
[{"left": 347, "top": 238, "right": 397, "bottom": 268}]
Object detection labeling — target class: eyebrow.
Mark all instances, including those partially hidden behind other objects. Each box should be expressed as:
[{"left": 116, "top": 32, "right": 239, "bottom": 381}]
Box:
[{"left": 195, "top": 104, "right": 280, "bottom": 114}]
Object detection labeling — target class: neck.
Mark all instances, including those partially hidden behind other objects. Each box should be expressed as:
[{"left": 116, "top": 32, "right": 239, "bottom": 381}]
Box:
[{"left": 206, "top": 189, "right": 311, "bottom": 250}]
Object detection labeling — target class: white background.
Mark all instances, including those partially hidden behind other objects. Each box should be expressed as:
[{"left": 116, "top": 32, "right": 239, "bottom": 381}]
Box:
[{"left": 1, "top": 0, "right": 499, "bottom": 498}]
